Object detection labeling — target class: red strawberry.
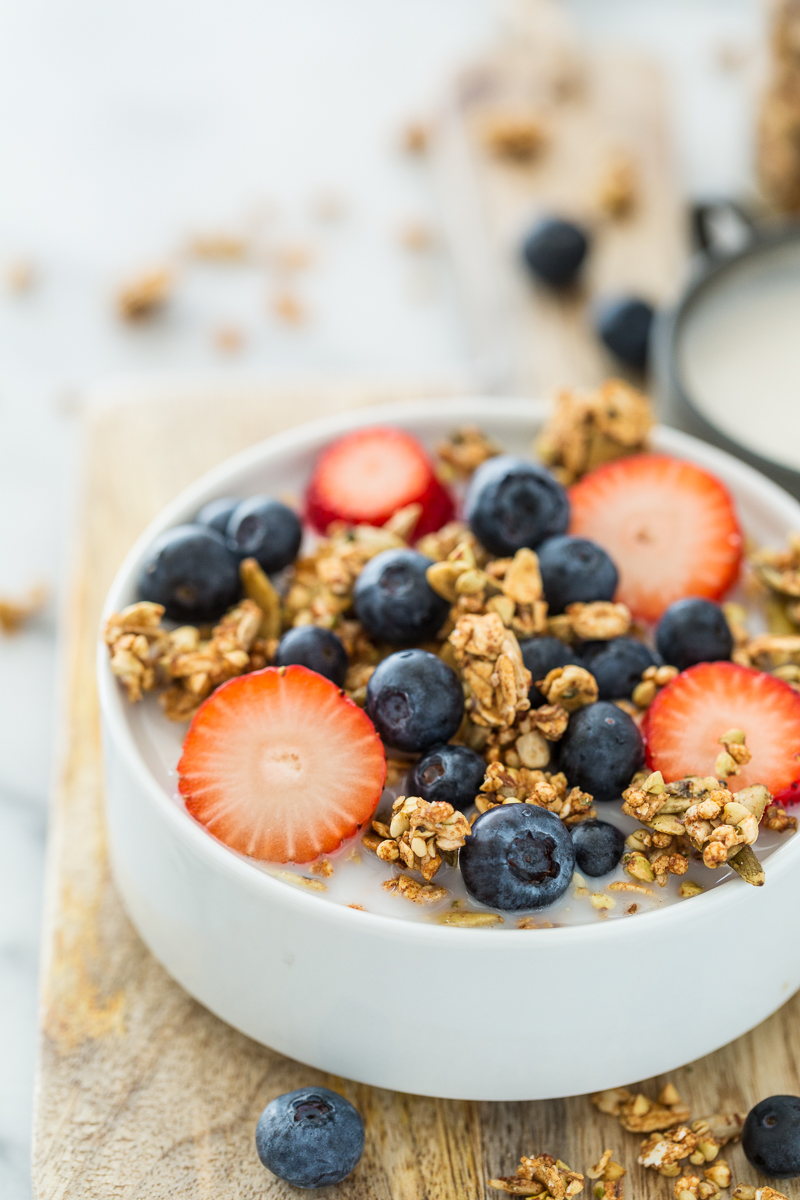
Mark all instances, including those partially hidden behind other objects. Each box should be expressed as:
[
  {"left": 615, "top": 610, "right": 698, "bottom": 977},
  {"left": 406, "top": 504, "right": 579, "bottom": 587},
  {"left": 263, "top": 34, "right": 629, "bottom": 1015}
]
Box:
[
  {"left": 568, "top": 453, "right": 742, "bottom": 623},
  {"left": 644, "top": 661, "right": 800, "bottom": 804},
  {"left": 305, "top": 426, "right": 454, "bottom": 539},
  {"left": 178, "top": 666, "right": 387, "bottom": 863}
]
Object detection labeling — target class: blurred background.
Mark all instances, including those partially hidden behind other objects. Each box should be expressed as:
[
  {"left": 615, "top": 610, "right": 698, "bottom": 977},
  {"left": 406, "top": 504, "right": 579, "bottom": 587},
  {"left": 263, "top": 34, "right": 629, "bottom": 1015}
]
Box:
[{"left": 0, "top": 0, "right": 783, "bottom": 1195}]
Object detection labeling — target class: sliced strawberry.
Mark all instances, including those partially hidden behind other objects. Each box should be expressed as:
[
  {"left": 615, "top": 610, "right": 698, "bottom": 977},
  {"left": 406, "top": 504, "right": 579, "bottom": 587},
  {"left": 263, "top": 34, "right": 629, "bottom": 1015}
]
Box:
[
  {"left": 644, "top": 661, "right": 800, "bottom": 804},
  {"left": 305, "top": 426, "right": 454, "bottom": 539},
  {"left": 568, "top": 453, "right": 742, "bottom": 623},
  {"left": 178, "top": 666, "right": 387, "bottom": 863}
]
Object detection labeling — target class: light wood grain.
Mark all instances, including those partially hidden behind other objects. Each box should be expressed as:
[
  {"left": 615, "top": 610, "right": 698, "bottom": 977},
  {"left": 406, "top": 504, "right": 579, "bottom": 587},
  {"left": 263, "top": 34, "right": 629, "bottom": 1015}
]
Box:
[
  {"left": 33, "top": 384, "right": 800, "bottom": 1199},
  {"left": 431, "top": 34, "right": 688, "bottom": 396}
]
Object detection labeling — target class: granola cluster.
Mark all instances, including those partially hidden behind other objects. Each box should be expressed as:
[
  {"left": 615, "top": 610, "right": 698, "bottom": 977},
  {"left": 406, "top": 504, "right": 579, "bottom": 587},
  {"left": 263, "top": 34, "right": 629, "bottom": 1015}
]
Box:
[
  {"left": 480, "top": 110, "right": 550, "bottom": 162},
  {"left": 449, "top": 612, "right": 532, "bottom": 728},
  {"left": 428, "top": 544, "right": 548, "bottom": 639},
  {"left": 587, "top": 1150, "right": 626, "bottom": 1200},
  {"left": 475, "top": 762, "right": 595, "bottom": 825},
  {"left": 618, "top": 750, "right": 791, "bottom": 886},
  {"left": 436, "top": 424, "right": 500, "bottom": 481},
  {"left": 536, "top": 379, "right": 653, "bottom": 486},
  {"left": 104, "top": 595, "right": 270, "bottom": 722},
  {"left": 488, "top": 1154, "right": 584, "bottom": 1198},
  {"left": 370, "top": 795, "right": 470, "bottom": 881}
]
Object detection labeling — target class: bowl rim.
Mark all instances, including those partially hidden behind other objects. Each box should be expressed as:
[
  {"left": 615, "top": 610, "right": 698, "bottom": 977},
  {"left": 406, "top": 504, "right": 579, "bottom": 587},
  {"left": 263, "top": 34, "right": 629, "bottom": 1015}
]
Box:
[{"left": 97, "top": 395, "right": 800, "bottom": 946}]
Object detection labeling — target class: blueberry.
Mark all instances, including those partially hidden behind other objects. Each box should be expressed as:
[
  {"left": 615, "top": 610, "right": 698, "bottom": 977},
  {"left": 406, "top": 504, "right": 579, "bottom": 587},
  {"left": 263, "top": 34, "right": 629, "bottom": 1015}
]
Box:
[
  {"left": 595, "top": 296, "right": 655, "bottom": 371},
  {"left": 196, "top": 496, "right": 240, "bottom": 535},
  {"left": 522, "top": 217, "right": 589, "bottom": 288},
  {"left": 579, "top": 637, "right": 658, "bottom": 700},
  {"left": 274, "top": 626, "right": 348, "bottom": 688},
  {"left": 571, "top": 819, "right": 626, "bottom": 877},
  {"left": 410, "top": 744, "right": 486, "bottom": 813},
  {"left": 519, "top": 637, "right": 584, "bottom": 708},
  {"left": 558, "top": 701, "right": 644, "bottom": 803},
  {"left": 137, "top": 524, "right": 241, "bottom": 624},
  {"left": 353, "top": 549, "right": 449, "bottom": 644},
  {"left": 460, "top": 804, "right": 574, "bottom": 911},
  {"left": 655, "top": 597, "right": 733, "bottom": 672},
  {"left": 536, "top": 535, "right": 618, "bottom": 614},
  {"left": 743, "top": 1096, "right": 800, "bottom": 1179},
  {"left": 465, "top": 456, "right": 570, "bottom": 558},
  {"left": 255, "top": 1086, "right": 365, "bottom": 1188},
  {"left": 366, "top": 649, "right": 464, "bottom": 753},
  {"left": 226, "top": 496, "right": 302, "bottom": 574}
]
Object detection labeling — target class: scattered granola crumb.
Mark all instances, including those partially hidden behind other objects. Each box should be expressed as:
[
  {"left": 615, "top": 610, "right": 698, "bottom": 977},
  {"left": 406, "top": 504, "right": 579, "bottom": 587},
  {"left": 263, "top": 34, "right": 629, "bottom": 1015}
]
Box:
[
  {"left": 437, "top": 910, "right": 503, "bottom": 927},
  {"left": 591, "top": 1084, "right": 690, "bottom": 1133},
  {"left": 272, "top": 242, "right": 315, "bottom": 272},
  {"left": 488, "top": 1153, "right": 584, "bottom": 1198},
  {"left": 678, "top": 880, "right": 705, "bottom": 899},
  {"left": 117, "top": 266, "right": 172, "bottom": 320},
  {"left": 347, "top": 902, "right": 366, "bottom": 911},
  {"left": 624, "top": 903, "right": 638, "bottom": 915},
  {"left": 481, "top": 109, "right": 549, "bottom": 161},
  {"left": 596, "top": 151, "right": 638, "bottom": 219},
  {"left": 537, "top": 379, "right": 653, "bottom": 486},
  {"left": 517, "top": 918, "right": 556, "bottom": 929},
  {"left": 733, "top": 1186, "right": 788, "bottom": 1200},
  {"left": 436, "top": 425, "right": 500, "bottom": 482},
  {"left": 271, "top": 290, "right": 308, "bottom": 325},
  {"left": 763, "top": 803, "right": 798, "bottom": 833},
  {"left": 0, "top": 584, "right": 47, "bottom": 634},
  {"left": 382, "top": 874, "right": 448, "bottom": 904},
  {"left": 310, "top": 858, "right": 334, "bottom": 878},
  {"left": 402, "top": 120, "right": 430, "bottom": 154},
  {"left": 4, "top": 258, "right": 35, "bottom": 293},
  {"left": 310, "top": 190, "right": 348, "bottom": 222},
  {"left": 187, "top": 233, "right": 248, "bottom": 261},
  {"left": 590, "top": 892, "right": 615, "bottom": 910},
  {"left": 608, "top": 881, "right": 652, "bottom": 895},
  {"left": 450, "top": 612, "right": 532, "bottom": 728},
  {"left": 588, "top": 1149, "right": 626, "bottom": 1200},
  {"left": 277, "top": 871, "right": 327, "bottom": 892},
  {"left": 213, "top": 324, "right": 245, "bottom": 353},
  {"left": 398, "top": 220, "right": 434, "bottom": 252}
]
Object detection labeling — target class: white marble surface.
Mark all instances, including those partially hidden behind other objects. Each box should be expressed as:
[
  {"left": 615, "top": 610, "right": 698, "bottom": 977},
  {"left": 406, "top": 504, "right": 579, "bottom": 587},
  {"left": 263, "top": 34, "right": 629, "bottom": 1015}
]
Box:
[{"left": 0, "top": 1, "right": 763, "bottom": 1195}]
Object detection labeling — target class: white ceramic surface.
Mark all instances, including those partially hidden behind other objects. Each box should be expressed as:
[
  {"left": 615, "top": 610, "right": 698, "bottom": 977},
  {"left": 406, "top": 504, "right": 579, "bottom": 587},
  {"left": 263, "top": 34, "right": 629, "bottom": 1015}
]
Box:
[{"left": 98, "top": 397, "right": 800, "bottom": 1100}]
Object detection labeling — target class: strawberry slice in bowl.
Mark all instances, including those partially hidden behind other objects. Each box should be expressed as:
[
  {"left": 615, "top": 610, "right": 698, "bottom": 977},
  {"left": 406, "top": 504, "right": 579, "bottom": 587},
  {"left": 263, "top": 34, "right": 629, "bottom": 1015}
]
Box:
[
  {"left": 644, "top": 661, "right": 800, "bottom": 805},
  {"left": 304, "top": 426, "right": 454, "bottom": 540},
  {"left": 178, "top": 665, "right": 387, "bottom": 863},
  {"left": 568, "top": 453, "right": 742, "bottom": 623}
]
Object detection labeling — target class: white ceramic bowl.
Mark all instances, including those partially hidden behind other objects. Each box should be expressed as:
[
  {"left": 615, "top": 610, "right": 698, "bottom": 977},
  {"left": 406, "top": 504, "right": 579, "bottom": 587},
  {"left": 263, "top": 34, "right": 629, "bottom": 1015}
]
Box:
[{"left": 98, "top": 397, "right": 800, "bottom": 1101}]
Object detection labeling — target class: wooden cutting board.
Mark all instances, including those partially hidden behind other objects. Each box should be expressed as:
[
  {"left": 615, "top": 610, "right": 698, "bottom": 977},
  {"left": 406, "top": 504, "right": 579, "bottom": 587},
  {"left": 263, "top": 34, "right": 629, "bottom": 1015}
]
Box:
[
  {"left": 32, "top": 384, "right": 800, "bottom": 1199},
  {"left": 430, "top": 12, "right": 688, "bottom": 395}
]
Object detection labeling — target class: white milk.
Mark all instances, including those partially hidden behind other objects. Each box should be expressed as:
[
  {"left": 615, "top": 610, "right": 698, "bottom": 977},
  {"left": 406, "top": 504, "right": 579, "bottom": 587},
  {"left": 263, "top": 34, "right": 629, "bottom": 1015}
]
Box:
[
  {"left": 678, "top": 240, "right": 800, "bottom": 474},
  {"left": 128, "top": 693, "right": 790, "bottom": 929}
]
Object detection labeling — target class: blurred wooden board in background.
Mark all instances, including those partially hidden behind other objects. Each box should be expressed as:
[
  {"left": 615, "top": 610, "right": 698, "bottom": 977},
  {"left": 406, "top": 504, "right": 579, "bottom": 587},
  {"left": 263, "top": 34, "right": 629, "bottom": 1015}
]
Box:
[
  {"left": 431, "top": 21, "right": 689, "bottom": 395},
  {"left": 31, "top": 383, "right": 800, "bottom": 1199}
]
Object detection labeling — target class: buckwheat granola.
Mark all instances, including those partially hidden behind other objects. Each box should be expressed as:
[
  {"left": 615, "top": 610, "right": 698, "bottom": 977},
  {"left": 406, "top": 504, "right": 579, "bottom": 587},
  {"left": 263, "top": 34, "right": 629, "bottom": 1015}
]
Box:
[
  {"left": 475, "top": 762, "right": 595, "bottom": 826},
  {"left": 591, "top": 1084, "right": 690, "bottom": 1134},
  {"left": 639, "top": 1114, "right": 743, "bottom": 1179},
  {"left": 436, "top": 424, "right": 500, "bottom": 481},
  {"left": 631, "top": 664, "right": 679, "bottom": 709},
  {"left": 371, "top": 795, "right": 470, "bottom": 881},
  {"left": 449, "top": 612, "right": 532, "bottom": 728},
  {"left": 587, "top": 1150, "right": 626, "bottom": 1200},
  {"left": 481, "top": 110, "right": 550, "bottom": 162},
  {"left": 159, "top": 598, "right": 265, "bottom": 721},
  {"left": 382, "top": 874, "right": 448, "bottom": 904},
  {"left": 104, "top": 601, "right": 167, "bottom": 702},
  {"left": 488, "top": 1154, "right": 584, "bottom": 1199},
  {"left": 0, "top": 584, "right": 47, "bottom": 635},
  {"left": 117, "top": 266, "right": 172, "bottom": 320},
  {"left": 537, "top": 664, "right": 598, "bottom": 712},
  {"left": 734, "top": 1187, "right": 789, "bottom": 1200},
  {"left": 429, "top": 544, "right": 548, "bottom": 638},
  {"left": 536, "top": 379, "right": 653, "bottom": 486}
]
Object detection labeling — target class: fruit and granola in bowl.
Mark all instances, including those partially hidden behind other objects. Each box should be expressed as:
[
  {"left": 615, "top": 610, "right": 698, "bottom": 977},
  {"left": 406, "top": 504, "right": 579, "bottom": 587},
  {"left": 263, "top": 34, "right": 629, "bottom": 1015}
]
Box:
[{"left": 102, "top": 380, "right": 800, "bottom": 930}]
